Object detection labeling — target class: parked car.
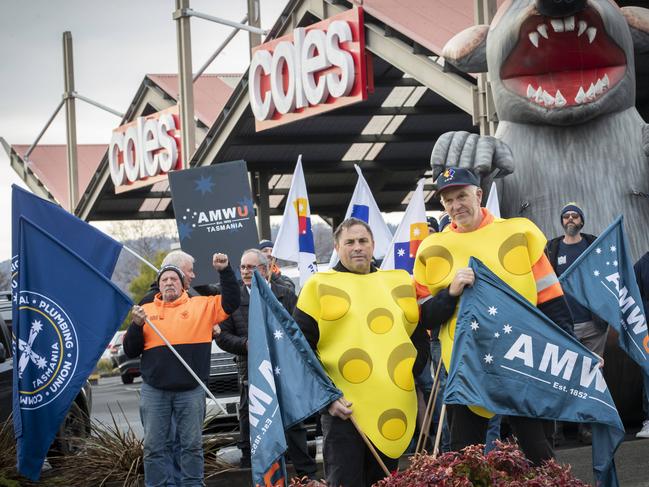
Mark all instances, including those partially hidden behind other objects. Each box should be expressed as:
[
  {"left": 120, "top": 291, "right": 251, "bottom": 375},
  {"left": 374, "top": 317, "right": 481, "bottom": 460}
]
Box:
[
  {"left": 0, "top": 291, "right": 92, "bottom": 454},
  {"left": 116, "top": 332, "right": 140, "bottom": 384},
  {"left": 105, "top": 330, "right": 126, "bottom": 368},
  {"left": 204, "top": 341, "right": 240, "bottom": 432}
]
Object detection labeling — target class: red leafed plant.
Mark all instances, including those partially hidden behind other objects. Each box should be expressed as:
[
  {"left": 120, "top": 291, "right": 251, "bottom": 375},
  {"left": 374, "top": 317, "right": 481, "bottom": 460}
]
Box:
[
  {"left": 290, "top": 440, "right": 590, "bottom": 487},
  {"left": 375, "top": 441, "right": 590, "bottom": 487}
]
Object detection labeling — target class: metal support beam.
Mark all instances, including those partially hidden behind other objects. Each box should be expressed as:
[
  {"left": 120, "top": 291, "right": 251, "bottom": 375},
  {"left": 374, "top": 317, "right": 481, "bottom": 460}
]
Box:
[
  {"left": 309, "top": 0, "right": 476, "bottom": 116},
  {"left": 24, "top": 99, "right": 65, "bottom": 159},
  {"left": 473, "top": 0, "right": 498, "bottom": 135},
  {"left": 73, "top": 92, "right": 124, "bottom": 118},
  {"left": 175, "top": 0, "right": 196, "bottom": 169},
  {"left": 256, "top": 171, "right": 271, "bottom": 239},
  {"left": 63, "top": 31, "right": 79, "bottom": 213},
  {"left": 194, "top": 15, "right": 248, "bottom": 82},
  {"left": 247, "top": 0, "right": 262, "bottom": 57},
  {"left": 174, "top": 7, "right": 267, "bottom": 35},
  {"left": 231, "top": 131, "right": 443, "bottom": 146}
]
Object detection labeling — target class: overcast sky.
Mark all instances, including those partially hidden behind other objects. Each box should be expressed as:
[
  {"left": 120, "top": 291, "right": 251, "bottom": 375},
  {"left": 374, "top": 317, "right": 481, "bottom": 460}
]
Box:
[{"left": 0, "top": 0, "right": 289, "bottom": 262}]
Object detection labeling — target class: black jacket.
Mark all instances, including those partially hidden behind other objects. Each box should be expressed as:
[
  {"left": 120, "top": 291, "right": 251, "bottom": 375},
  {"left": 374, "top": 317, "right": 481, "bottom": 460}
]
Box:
[
  {"left": 216, "top": 281, "right": 297, "bottom": 380},
  {"left": 635, "top": 252, "right": 649, "bottom": 313},
  {"left": 545, "top": 233, "right": 598, "bottom": 270}
]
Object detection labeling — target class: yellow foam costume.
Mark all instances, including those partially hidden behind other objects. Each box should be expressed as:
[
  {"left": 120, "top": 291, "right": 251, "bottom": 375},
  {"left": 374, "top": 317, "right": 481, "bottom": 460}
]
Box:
[
  {"left": 414, "top": 214, "right": 551, "bottom": 418},
  {"left": 296, "top": 269, "right": 419, "bottom": 458}
]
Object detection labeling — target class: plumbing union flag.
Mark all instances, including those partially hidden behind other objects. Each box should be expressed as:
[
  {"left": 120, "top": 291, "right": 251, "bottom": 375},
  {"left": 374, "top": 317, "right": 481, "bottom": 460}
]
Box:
[
  {"left": 559, "top": 216, "right": 649, "bottom": 378},
  {"left": 381, "top": 179, "right": 428, "bottom": 273},
  {"left": 445, "top": 258, "right": 624, "bottom": 487}
]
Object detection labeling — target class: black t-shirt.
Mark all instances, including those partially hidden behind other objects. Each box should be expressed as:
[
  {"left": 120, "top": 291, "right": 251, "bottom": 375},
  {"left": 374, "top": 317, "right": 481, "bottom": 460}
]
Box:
[{"left": 556, "top": 239, "right": 592, "bottom": 323}]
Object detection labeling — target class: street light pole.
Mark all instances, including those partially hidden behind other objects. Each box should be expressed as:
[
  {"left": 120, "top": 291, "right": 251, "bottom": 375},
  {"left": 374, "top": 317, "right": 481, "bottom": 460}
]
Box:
[
  {"left": 62, "top": 31, "right": 79, "bottom": 212},
  {"left": 175, "top": 0, "right": 196, "bottom": 168}
]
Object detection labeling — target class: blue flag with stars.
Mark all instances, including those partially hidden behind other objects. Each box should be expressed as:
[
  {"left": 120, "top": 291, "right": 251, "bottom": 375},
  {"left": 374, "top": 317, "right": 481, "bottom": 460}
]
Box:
[
  {"left": 248, "top": 271, "right": 342, "bottom": 486},
  {"left": 445, "top": 258, "right": 624, "bottom": 487},
  {"left": 559, "top": 216, "right": 649, "bottom": 380},
  {"left": 15, "top": 217, "right": 132, "bottom": 480}
]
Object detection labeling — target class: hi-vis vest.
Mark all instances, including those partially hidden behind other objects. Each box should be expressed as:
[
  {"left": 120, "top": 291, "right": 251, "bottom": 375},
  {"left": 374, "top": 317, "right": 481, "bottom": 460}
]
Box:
[
  {"left": 297, "top": 269, "right": 419, "bottom": 458},
  {"left": 414, "top": 217, "right": 547, "bottom": 418}
]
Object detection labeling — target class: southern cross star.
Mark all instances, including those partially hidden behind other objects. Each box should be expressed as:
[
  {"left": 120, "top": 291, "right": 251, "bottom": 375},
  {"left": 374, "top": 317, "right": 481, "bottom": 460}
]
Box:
[
  {"left": 470, "top": 320, "right": 479, "bottom": 331},
  {"left": 593, "top": 270, "right": 600, "bottom": 277},
  {"left": 488, "top": 306, "right": 498, "bottom": 316},
  {"left": 610, "top": 245, "right": 616, "bottom": 252},
  {"left": 596, "top": 247, "right": 602, "bottom": 254},
  {"left": 274, "top": 366, "right": 281, "bottom": 375},
  {"left": 484, "top": 354, "right": 494, "bottom": 364},
  {"left": 503, "top": 324, "right": 512, "bottom": 334},
  {"left": 273, "top": 330, "right": 284, "bottom": 340},
  {"left": 494, "top": 332, "right": 500, "bottom": 338}
]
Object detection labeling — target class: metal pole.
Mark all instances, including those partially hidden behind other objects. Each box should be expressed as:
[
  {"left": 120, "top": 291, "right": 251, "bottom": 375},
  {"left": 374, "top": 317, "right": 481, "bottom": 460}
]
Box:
[
  {"left": 25, "top": 99, "right": 65, "bottom": 159},
  {"left": 175, "top": 0, "right": 196, "bottom": 168},
  {"left": 73, "top": 92, "right": 124, "bottom": 118},
  {"left": 193, "top": 15, "right": 248, "bottom": 82},
  {"left": 123, "top": 245, "right": 159, "bottom": 273},
  {"left": 180, "top": 8, "right": 267, "bottom": 35},
  {"left": 62, "top": 31, "right": 79, "bottom": 212},
  {"left": 247, "top": 0, "right": 261, "bottom": 57},
  {"left": 474, "top": 0, "right": 497, "bottom": 135},
  {"left": 256, "top": 171, "right": 271, "bottom": 239}
]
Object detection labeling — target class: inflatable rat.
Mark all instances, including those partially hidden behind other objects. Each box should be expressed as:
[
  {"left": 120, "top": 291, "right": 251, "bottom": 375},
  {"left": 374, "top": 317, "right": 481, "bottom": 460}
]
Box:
[{"left": 433, "top": 0, "right": 649, "bottom": 257}]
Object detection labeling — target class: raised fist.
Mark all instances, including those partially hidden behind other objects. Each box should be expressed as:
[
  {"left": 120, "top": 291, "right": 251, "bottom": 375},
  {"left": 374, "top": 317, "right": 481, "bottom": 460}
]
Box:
[{"left": 212, "top": 253, "right": 229, "bottom": 272}]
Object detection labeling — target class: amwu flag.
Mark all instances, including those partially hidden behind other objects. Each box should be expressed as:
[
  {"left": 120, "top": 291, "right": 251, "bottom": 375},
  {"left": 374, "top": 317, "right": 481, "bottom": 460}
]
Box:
[
  {"left": 445, "top": 258, "right": 624, "bottom": 487},
  {"left": 559, "top": 216, "right": 649, "bottom": 378},
  {"left": 15, "top": 217, "right": 132, "bottom": 480},
  {"left": 248, "top": 271, "right": 341, "bottom": 486},
  {"left": 328, "top": 164, "right": 392, "bottom": 267},
  {"left": 381, "top": 179, "right": 428, "bottom": 274},
  {"left": 273, "top": 156, "right": 317, "bottom": 286}
]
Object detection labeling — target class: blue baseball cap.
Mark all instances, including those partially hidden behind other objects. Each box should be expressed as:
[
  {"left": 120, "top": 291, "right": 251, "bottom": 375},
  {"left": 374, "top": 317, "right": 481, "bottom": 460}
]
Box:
[{"left": 435, "top": 167, "right": 480, "bottom": 195}]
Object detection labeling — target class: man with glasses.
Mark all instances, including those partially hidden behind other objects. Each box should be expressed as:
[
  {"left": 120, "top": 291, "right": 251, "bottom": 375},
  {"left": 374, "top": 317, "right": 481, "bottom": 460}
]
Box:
[
  {"left": 546, "top": 202, "right": 607, "bottom": 445},
  {"left": 215, "top": 249, "right": 315, "bottom": 476}
]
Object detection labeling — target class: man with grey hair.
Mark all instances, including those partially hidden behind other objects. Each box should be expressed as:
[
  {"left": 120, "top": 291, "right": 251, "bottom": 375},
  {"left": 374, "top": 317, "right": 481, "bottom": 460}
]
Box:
[
  {"left": 162, "top": 250, "right": 196, "bottom": 289},
  {"left": 216, "top": 249, "right": 315, "bottom": 475}
]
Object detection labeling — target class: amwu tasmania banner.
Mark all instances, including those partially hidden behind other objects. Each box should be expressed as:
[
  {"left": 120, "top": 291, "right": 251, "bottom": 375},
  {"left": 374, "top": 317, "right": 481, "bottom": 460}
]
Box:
[{"left": 169, "top": 161, "right": 259, "bottom": 286}]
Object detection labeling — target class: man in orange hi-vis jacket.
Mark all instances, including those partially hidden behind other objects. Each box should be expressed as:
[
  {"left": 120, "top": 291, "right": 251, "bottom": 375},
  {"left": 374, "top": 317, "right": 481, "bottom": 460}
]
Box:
[
  {"left": 414, "top": 168, "right": 574, "bottom": 466},
  {"left": 124, "top": 253, "right": 240, "bottom": 487}
]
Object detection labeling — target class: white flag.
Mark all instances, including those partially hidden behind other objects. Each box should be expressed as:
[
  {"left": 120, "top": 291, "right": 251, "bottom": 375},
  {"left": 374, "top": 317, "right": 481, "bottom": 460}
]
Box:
[
  {"left": 381, "top": 179, "right": 428, "bottom": 274},
  {"left": 486, "top": 181, "right": 501, "bottom": 218},
  {"left": 328, "top": 165, "right": 393, "bottom": 268},
  {"left": 272, "top": 155, "right": 317, "bottom": 285}
]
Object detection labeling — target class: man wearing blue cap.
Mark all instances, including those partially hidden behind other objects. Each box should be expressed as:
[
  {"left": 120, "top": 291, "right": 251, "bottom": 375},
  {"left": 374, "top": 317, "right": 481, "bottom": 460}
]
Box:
[
  {"left": 546, "top": 203, "right": 606, "bottom": 445},
  {"left": 414, "top": 167, "right": 574, "bottom": 466}
]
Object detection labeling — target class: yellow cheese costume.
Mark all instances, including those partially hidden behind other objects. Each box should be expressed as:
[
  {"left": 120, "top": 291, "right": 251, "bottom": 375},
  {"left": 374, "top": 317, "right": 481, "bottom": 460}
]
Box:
[
  {"left": 414, "top": 210, "right": 562, "bottom": 418},
  {"left": 296, "top": 269, "right": 419, "bottom": 458}
]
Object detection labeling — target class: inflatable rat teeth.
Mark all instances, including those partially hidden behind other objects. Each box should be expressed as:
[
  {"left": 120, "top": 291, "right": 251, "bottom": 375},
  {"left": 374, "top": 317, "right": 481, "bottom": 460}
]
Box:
[{"left": 433, "top": 0, "right": 649, "bottom": 258}]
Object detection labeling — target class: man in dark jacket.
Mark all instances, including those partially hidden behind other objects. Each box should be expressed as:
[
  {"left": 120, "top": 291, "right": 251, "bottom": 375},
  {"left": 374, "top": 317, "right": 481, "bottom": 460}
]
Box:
[
  {"left": 634, "top": 252, "right": 649, "bottom": 438},
  {"left": 216, "top": 248, "right": 315, "bottom": 476},
  {"left": 258, "top": 239, "right": 296, "bottom": 292},
  {"left": 546, "top": 203, "right": 606, "bottom": 444}
]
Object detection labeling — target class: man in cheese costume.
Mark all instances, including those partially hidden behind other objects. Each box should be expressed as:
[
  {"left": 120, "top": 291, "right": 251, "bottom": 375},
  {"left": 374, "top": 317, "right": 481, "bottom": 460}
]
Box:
[
  {"left": 414, "top": 168, "right": 574, "bottom": 466},
  {"left": 295, "top": 218, "right": 426, "bottom": 487}
]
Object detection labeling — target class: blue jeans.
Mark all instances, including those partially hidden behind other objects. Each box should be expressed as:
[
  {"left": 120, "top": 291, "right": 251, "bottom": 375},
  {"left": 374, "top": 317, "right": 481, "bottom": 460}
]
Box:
[
  {"left": 485, "top": 415, "right": 502, "bottom": 453},
  {"left": 140, "top": 383, "right": 206, "bottom": 487}
]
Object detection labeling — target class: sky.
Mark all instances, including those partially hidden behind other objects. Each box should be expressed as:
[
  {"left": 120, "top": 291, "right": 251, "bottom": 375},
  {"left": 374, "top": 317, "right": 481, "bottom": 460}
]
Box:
[{"left": 0, "top": 0, "right": 290, "bottom": 262}]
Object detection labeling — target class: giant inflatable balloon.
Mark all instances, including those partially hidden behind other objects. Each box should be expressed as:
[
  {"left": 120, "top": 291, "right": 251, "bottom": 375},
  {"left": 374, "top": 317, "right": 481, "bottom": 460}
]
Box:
[{"left": 433, "top": 0, "right": 649, "bottom": 258}]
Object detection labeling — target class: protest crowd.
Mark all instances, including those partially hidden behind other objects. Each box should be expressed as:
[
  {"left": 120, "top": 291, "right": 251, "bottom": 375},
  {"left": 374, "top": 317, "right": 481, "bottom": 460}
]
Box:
[{"left": 7, "top": 1, "right": 649, "bottom": 486}]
